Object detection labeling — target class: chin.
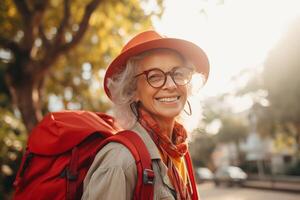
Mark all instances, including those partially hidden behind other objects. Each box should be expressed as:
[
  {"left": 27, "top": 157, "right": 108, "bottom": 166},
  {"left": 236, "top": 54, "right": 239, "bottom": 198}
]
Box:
[{"left": 157, "top": 110, "right": 182, "bottom": 119}]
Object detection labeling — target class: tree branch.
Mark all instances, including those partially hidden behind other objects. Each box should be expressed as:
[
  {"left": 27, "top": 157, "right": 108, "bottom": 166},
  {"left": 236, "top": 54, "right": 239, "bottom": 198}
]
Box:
[
  {"left": 38, "top": 0, "right": 102, "bottom": 74},
  {"left": 30, "top": 1, "right": 49, "bottom": 34},
  {"left": 38, "top": 0, "right": 71, "bottom": 73},
  {"left": 59, "top": 0, "right": 102, "bottom": 52},
  {"left": 54, "top": 0, "right": 71, "bottom": 45},
  {"left": 22, "top": 1, "right": 48, "bottom": 50},
  {"left": 38, "top": 25, "right": 50, "bottom": 48},
  {"left": 13, "top": 0, "right": 31, "bottom": 21}
]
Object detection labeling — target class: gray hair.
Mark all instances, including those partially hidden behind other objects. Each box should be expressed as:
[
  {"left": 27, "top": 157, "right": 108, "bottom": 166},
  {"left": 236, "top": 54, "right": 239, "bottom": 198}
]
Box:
[{"left": 106, "top": 48, "right": 205, "bottom": 129}]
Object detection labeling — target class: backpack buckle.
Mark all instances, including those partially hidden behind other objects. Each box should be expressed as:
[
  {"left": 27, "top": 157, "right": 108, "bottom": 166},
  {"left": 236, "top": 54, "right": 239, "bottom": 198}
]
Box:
[
  {"left": 60, "top": 168, "right": 78, "bottom": 181},
  {"left": 66, "top": 169, "right": 78, "bottom": 181},
  {"left": 143, "top": 169, "right": 154, "bottom": 184}
]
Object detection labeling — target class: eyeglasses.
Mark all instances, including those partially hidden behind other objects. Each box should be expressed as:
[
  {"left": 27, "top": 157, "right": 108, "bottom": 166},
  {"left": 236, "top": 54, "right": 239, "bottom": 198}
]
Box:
[{"left": 135, "top": 66, "right": 194, "bottom": 88}]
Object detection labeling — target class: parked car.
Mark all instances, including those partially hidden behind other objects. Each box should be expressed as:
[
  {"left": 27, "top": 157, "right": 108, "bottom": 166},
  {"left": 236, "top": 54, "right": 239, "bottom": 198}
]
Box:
[
  {"left": 195, "top": 167, "right": 214, "bottom": 183},
  {"left": 214, "top": 166, "right": 247, "bottom": 186}
]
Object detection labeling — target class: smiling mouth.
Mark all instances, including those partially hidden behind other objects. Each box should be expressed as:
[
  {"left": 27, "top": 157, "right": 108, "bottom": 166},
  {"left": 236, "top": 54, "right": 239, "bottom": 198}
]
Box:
[{"left": 156, "top": 96, "right": 180, "bottom": 102}]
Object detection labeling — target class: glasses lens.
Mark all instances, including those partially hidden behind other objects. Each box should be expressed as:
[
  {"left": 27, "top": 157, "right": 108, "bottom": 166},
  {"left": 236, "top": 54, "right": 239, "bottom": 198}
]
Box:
[
  {"left": 172, "top": 67, "right": 193, "bottom": 85},
  {"left": 147, "top": 69, "right": 165, "bottom": 88}
]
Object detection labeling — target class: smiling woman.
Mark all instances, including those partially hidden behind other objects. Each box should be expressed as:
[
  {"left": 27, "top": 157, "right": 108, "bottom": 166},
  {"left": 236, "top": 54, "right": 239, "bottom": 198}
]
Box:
[
  {"left": 81, "top": 30, "right": 210, "bottom": 200},
  {"left": 135, "top": 49, "right": 189, "bottom": 136}
]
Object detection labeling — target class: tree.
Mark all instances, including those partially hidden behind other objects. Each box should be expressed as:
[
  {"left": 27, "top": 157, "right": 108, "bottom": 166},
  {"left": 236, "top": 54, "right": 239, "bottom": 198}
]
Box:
[
  {"left": 199, "top": 95, "right": 249, "bottom": 165},
  {"left": 236, "top": 17, "right": 300, "bottom": 151},
  {"left": 262, "top": 18, "right": 300, "bottom": 148},
  {"left": 216, "top": 115, "right": 248, "bottom": 165},
  {"left": 0, "top": 0, "right": 162, "bottom": 133},
  {"left": 0, "top": 108, "right": 26, "bottom": 199},
  {"left": 189, "top": 131, "right": 216, "bottom": 169}
]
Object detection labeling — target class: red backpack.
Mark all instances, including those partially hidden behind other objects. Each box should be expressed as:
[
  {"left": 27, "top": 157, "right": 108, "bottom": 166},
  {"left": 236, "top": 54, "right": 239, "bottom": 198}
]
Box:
[{"left": 13, "top": 110, "right": 155, "bottom": 200}]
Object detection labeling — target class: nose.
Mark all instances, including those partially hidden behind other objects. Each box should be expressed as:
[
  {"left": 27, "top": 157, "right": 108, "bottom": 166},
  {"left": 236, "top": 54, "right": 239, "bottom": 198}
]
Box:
[{"left": 162, "top": 75, "right": 177, "bottom": 89}]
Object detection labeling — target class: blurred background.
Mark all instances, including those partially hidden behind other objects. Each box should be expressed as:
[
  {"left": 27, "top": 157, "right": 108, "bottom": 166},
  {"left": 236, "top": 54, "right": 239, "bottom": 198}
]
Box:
[{"left": 0, "top": 0, "right": 300, "bottom": 199}]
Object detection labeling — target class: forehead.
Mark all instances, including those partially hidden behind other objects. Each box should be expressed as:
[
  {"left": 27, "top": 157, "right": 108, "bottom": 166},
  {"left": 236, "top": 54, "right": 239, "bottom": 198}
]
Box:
[{"left": 138, "top": 49, "right": 185, "bottom": 72}]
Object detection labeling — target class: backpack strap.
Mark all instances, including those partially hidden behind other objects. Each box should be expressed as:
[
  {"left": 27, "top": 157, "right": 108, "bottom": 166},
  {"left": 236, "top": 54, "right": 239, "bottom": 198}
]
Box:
[
  {"left": 102, "top": 130, "right": 154, "bottom": 200},
  {"left": 66, "top": 147, "right": 79, "bottom": 200},
  {"left": 184, "top": 152, "right": 199, "bottom": 200}
]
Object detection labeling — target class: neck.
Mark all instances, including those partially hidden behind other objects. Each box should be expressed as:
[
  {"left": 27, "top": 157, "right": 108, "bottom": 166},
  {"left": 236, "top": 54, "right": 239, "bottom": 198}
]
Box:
[{"left": 153, "top": 116, "right": 175, "bottom": 139}]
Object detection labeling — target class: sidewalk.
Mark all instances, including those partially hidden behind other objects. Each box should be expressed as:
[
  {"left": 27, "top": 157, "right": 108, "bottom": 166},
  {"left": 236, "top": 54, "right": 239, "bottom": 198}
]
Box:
[{"left": 243, "top": 175, "right": 300, "bottom": 193}]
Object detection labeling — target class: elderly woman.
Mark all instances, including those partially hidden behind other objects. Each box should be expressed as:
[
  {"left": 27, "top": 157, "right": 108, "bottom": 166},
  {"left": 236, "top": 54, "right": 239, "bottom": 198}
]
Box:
[{"left": 82, "top": 30, "right": 209, "bottom": 200}]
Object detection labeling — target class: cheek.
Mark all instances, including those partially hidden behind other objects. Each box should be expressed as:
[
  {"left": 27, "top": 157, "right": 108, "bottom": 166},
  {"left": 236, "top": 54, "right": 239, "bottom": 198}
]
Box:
[
  {"left": 136, "top": 80, "right": 156, "bottom": 101},
  {"left": 179, "top": 86, "right": 188, "bottom": 101}
]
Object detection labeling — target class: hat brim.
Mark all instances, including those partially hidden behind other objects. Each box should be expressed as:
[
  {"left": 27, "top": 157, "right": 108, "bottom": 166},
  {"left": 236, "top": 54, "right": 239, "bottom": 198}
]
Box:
[{"left": 104, "top": 38, "right": 210, "bottom": 99}]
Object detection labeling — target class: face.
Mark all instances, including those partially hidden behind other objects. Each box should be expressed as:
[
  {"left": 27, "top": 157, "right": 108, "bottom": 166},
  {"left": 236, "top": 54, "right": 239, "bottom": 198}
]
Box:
[{"left": 135, "top": 49, "right": 188, "bottom": 122}]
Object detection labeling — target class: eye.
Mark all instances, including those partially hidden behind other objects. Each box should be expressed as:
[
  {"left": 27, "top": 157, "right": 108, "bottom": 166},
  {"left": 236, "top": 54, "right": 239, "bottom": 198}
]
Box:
[
  {"left": 147, "top": 70, "right": 164, "bottom": 82},
  {"left": 173, "top": 71, "right": 185, "bottom": 79},
  {"left": 173, "top": 68, "right": 191, "bottom": 79}
]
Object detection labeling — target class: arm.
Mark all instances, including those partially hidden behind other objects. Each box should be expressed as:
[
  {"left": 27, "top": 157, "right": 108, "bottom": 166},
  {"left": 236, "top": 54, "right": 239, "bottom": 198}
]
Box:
[{"left": 82, "top": 143, "right": 137, "bottom": 200}]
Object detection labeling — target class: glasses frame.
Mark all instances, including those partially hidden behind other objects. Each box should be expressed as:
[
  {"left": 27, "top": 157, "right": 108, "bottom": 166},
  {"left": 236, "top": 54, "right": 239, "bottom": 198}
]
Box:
[{"left": 135, "top": 66, "right": 194, "bottom": 88}]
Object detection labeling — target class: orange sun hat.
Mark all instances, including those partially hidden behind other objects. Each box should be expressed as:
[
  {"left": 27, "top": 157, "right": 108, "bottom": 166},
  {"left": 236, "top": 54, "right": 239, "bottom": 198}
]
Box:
[{"left": 104, "top": 30, "right": 210, "bottom": 99}]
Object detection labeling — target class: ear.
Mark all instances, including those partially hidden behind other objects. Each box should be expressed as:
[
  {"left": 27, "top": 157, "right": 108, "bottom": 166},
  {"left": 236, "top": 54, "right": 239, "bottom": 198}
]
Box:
[{"left": 133, "top": 92, "right": 140, "bottom": 102}]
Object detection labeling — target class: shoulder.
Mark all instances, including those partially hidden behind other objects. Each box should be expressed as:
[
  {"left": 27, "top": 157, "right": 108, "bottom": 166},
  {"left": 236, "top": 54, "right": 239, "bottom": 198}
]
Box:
[
  {"left": 92, "top": 142, "right": 136, "bottom": 171},
  {"left": 82, "top": 142, "right": 138, "bottom": 200}
]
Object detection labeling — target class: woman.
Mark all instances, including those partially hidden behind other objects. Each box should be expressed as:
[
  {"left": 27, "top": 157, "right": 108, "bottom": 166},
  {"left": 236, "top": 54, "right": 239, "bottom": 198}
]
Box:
[{"left": 82, "top": 30, "right": 209, "bottom": 200}]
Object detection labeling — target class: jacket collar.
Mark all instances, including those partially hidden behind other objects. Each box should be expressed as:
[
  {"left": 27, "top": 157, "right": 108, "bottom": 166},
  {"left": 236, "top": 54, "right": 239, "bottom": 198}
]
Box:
[
  {"left": 131, "top": 122, "right": 175, "bottom": 190},
  {"left": 131, "top": 122, "right": 161, "bottom": 160}
]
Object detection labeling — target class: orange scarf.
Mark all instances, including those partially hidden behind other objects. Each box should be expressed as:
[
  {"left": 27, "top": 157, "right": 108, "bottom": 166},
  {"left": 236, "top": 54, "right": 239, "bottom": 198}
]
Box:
[{"left": 138, "top": 107, "right": 192, "bottom": 200}]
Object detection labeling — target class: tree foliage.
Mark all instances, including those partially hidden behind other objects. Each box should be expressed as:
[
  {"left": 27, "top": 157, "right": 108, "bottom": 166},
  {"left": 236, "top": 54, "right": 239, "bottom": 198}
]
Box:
[
  {"left": 0, "top": 0, "right": 162, "bottom": 197},
  {"left": 240, "top": 18, "right": 300, "bottom": 148},
  {"left": 0, "top": 108, "right": 26, "bottom": 199},
  {"left": 216, "top": 116, "right": 248, "bottom": 144},
  {"left": 263, "top": 18, "right": 300, "bottom": 129},
  {"left": 189, "top": 131, "right": 216, "bottom": 169},
  {"left": 191, "top": 96, "right": 249, "bottom": 168},
  {"left": 0, "top": 0, "right": 163, "bottom": 133}
]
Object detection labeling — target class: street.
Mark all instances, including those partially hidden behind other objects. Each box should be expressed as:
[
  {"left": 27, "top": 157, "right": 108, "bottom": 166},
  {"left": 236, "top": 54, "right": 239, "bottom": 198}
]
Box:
[{"left": 198, "top": 182, "right": 300, "bottom": 200}]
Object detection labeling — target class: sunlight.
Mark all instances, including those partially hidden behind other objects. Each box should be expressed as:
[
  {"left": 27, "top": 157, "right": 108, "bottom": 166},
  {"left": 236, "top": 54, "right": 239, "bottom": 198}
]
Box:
[
  {"left": 153, "top": 0, "right": 300, "bottom": 97},
  {"left": 181, "top": 95, "right": 203, "bottom": 133},
  {"left": 206, "top": 119, "right": 222, "bottom": 135},
  {"left": 151, "top": 0, "right": 300, "bottom": 131}
]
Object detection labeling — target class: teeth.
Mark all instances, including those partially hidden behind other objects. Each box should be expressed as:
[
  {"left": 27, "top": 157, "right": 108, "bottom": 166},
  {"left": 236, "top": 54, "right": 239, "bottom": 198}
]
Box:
[{"left": 157, "top": 97, "right": 179, "bottom": 102}]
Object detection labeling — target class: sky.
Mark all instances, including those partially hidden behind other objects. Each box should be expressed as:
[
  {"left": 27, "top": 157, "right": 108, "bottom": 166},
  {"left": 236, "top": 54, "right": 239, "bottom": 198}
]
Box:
[{"left": 151, "top": 0, "right": 300, "bottom": 97}]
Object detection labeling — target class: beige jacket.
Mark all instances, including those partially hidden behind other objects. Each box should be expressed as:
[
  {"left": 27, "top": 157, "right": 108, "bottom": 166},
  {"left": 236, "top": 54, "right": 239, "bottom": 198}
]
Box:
[{"left": 81, "top": 122, "right": 177, "bottom": 200}]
